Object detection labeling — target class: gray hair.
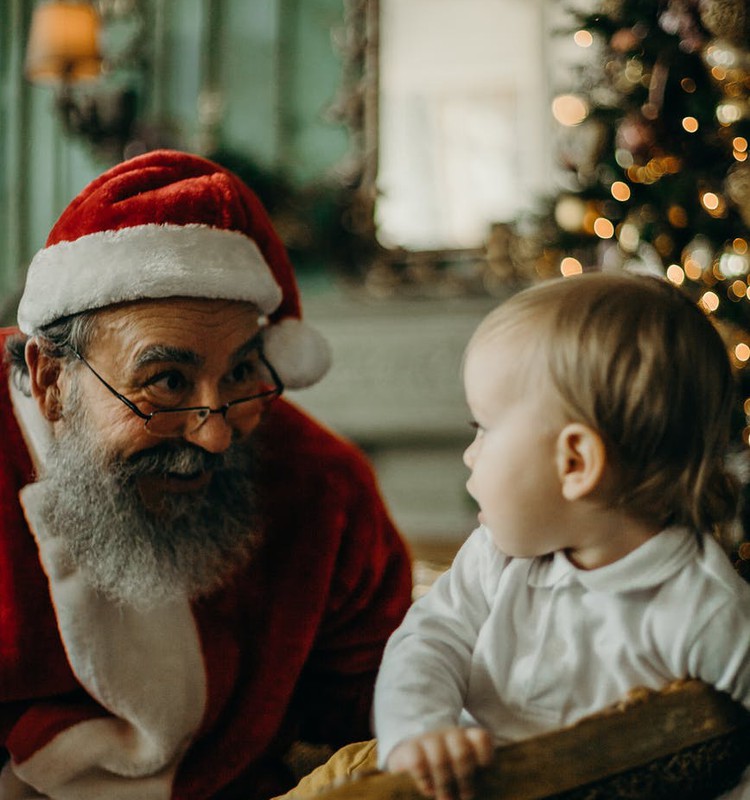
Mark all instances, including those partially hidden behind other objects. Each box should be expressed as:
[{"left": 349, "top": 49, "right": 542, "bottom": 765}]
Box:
[{"left": 5, "top": 311, "right": 100, "bottom": 395}]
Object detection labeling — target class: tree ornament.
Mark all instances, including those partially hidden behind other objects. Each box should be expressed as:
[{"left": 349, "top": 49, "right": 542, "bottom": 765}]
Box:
[
  {"left": 726, "top": 162, "right": 750, "bottom": 225},
  {"left": 660, "top": 0, "right": 709, "bottom": 51},
  {"left": 718, "top": 241, "right": 750, "bottom": 278},
  {"left": 554, "top": 195, "right": 587, "bottom": 232},
  {"left": 601, "top": 0, "right": 625, "bottom": 20},
  {"left": 616, "top": 113, "right": 657, "bottom": 160},
  {"left": 699, "top": 0, "right": 750, "bottom": 47},
  {"left": 642, "top": 58, "right": 670, "bottom": 119},
  {"left": 610, "top": 27, "right": 642, "bottom": 53}
]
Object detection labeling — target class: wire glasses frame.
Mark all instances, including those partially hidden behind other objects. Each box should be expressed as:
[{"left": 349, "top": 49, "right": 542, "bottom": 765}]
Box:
[{"left": 66, "top": 341, "right": 284, "bottom": 438}]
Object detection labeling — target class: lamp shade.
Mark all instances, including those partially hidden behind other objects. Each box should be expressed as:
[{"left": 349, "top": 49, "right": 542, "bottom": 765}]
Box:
[{"left": 25, "top": 1, "right": 102, "bottom": 84}]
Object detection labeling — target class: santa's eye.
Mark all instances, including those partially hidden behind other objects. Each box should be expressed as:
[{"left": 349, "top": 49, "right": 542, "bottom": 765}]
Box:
[
  {"left": 143, "top": 371, "right": 190, "bottom": 405},
  {"left": 227, "top": 361, "right": 257, "bottom": 385}
]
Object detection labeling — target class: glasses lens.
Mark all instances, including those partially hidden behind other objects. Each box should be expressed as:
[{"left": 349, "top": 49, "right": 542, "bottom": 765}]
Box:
[
  {"left": 224, "top": 390, "right": 280, "bottom": 425},
  {"left": 145, "top": 409, "right": 206, "bottom": 438},
  {"left": 222, "top": 351, "right": 281, "bottom": 405},
  {"left": 144, "top": 389, "right": 280, "bottom": 438},
  {"left": 142, "top": 347, "right": 282, "bottom": 438}
]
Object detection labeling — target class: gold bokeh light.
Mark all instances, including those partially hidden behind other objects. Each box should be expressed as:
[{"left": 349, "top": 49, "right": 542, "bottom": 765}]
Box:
[
  {"left": 610, "top": 181, "right": 631, "bottom": 201},
  {"left": 700, "top": 291, "right": 720, "bottom": 312},
  {"left": 551, "top": 95, "right": 589, "bottom": 126},
  {"left": 593, "top": 218, "right": 615, "bottom": 239},
  {"left": 682, "top": 116, "right": 699, "bottom": 133},
  {"left": 560, "top": 257, "right": 583, "bottom": 276},
  {"left": 666, "top": 264, "right": 685, "bottom": 285},
  {"left": 684, "top": 258, "right": 703, "bottom": 280},
  {"left": 701, "top": 192, "right": 720, "bottom": 210}
]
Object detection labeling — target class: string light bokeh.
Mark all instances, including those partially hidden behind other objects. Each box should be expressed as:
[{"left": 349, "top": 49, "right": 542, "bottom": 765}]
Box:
[{"left": 526, "top": 0, "right": 750, "bottom": 449}]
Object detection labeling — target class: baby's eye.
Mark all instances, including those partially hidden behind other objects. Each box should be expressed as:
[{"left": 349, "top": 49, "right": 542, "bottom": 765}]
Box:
[{"left": 468, "top": 420, "right": 485, "bottom": 435}]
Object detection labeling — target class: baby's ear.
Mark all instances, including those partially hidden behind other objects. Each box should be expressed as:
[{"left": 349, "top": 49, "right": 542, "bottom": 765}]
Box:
[{"left": 555, "top": 422, "right": 606, "bottom": 501}]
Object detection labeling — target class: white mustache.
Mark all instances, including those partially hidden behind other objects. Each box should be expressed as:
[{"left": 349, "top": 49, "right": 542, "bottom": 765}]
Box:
[{"left": 120, "top": 443, "right": 241, "bottom": 478}]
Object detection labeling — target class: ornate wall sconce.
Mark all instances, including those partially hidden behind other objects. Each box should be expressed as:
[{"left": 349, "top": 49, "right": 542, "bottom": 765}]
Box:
[{"left": 25, "top": 0, "right": 145, "bottom": 159}]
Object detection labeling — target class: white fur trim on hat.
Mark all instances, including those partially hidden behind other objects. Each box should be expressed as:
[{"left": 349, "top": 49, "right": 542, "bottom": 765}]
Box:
[
  {"left": 17, "top": 224, "right": 283, "bottom": 334},
  {"left": 263, "top": 318, "right": 331, "bottom": 389}
]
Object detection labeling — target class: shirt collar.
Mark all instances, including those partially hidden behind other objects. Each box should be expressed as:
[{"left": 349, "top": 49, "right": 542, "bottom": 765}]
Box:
[{"left": 527, "top": 527, "right": 700, "bottom": 592}]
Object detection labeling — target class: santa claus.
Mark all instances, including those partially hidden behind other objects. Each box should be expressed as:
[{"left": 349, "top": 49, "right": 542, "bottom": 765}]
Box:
[{"left": 0, "top": 149, "right": 412, "bottom": 799}]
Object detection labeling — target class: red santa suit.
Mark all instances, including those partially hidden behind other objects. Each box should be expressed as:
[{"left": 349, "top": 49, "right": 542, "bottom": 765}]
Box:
[
  {"left": 0, "top": 328, "right": 411, "bottom": 799},
  {"left": 0, "top": 150, "right": 413, "bottom": 799}
]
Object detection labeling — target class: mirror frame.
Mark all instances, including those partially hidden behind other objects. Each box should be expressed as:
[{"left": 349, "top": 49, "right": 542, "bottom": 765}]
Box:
[{"left": 332, "top": 0, "right": 530, "bottom": 297}]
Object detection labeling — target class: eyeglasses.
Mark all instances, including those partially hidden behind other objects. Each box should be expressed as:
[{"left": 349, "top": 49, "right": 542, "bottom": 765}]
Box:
[{"left": 67, "top": 340, "right": 284, "bottom": 438}]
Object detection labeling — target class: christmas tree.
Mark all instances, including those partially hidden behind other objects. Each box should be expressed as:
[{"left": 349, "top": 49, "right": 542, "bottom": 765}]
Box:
[
  {"left": 529, "top": 0, "right": 750, "bottom": 418},
  {"left": 525, "top": 0, "right": 750, "bottom": 560}
]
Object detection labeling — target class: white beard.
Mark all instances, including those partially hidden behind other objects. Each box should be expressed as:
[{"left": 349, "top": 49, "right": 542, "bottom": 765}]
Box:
[{"left": 39, "top": 402, "right": 262, "bottom": 609}]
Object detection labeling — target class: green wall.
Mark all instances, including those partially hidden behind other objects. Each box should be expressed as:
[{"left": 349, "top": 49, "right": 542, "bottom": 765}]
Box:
[{"left": 0, "top": 0, "right": 349, "bottom": 322}]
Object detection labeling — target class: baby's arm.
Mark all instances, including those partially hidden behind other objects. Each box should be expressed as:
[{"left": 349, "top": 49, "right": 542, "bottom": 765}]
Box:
[
  {"left": 374, "top": 528, "right": 503, "bottom": 797},
  {"left": 386, "top": 726, "right": 493, "bottom": 800},
  {"left": 682, "top": 568, "right": 750, "bottom": 799}
]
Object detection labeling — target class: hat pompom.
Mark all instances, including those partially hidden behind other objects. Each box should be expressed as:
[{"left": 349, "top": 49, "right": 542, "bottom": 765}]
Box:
[{"left": 263, "top": 318, "right": 331, "bottom": 389}]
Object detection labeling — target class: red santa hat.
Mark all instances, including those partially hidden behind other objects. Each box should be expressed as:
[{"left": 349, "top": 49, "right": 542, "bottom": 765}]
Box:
[{"left": 17, "top": 149, "right": 330, "bottom": 388}]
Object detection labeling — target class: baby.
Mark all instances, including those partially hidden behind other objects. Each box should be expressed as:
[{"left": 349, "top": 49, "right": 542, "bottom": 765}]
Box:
[{"left": 374, "top": 272, "right": 750, "bottom": 800}]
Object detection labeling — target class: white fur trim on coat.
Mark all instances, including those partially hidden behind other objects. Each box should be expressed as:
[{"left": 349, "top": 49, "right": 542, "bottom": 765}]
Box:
[{"left": 17, "top": 224, "right": 283, "bottom": 334}]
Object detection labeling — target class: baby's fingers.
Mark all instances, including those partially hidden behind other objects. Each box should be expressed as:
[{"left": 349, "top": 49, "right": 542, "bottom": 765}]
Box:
[
  {"left": 442, "top": 728, "right": 492, "bottom": 800},
  {"left": 418, "top": 736, "right": 458, "bottom": 800},
  {"left": 387, "top": 739, "right": 441, "bottom": 798},
  {"left": 464, "top": 727, "right": 494, "bottom": 767},
  {"left": 386, "top": 728, "right": 494, "bottom": 800}
]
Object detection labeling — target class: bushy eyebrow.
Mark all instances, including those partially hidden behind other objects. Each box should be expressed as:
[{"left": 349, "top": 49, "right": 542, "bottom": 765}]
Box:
[
  {"left": 133, "top": 331, "right": 264, "bottom": 370},
  {"left": 134, "top": 345, "right": 201, "bottom": 369},
  {"left": 231, "top": 331, "right": 264, "bottom": 362}
]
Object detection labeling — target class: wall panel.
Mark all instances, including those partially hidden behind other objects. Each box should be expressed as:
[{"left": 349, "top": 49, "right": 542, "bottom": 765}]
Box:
[{"left": 0, "top": 0, "right": 348, "bottom": 321}]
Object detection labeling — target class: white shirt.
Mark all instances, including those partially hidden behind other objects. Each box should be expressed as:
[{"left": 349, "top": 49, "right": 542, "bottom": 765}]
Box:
[{"left": 374, "top": 524, "right": 750, "bottom": 797}]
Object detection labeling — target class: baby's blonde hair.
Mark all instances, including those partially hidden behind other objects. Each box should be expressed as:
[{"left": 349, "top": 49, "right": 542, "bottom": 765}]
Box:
[{"left": 469, "top": 272, "right": 738, "bottom": 532}]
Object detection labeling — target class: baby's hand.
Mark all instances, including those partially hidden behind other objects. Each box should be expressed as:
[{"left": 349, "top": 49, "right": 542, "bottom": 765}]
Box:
[{"left": 386, "top": 726, "right": 493, "bottom": 800}]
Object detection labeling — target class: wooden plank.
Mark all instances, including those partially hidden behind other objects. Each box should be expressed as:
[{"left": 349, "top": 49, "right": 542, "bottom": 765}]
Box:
[{"left": 309, "top": 681, "right": 750, "bottom": 800}]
